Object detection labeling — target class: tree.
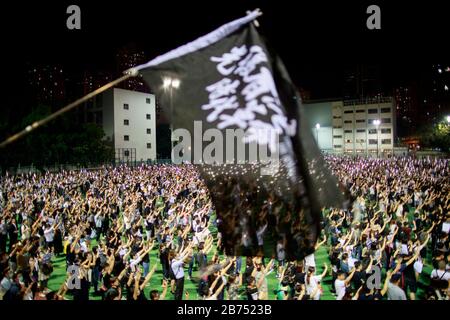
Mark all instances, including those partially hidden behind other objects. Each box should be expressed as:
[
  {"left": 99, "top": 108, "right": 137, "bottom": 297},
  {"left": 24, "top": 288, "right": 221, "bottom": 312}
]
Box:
[
  {"left": 0, "top": 104, "right": 113, "bottom": 171},
  {"left": 419, "top": 120, "right": 450, "bottom": 152},
  {"left": 72, "top": 123, "right": 114, "bottom": 166}
]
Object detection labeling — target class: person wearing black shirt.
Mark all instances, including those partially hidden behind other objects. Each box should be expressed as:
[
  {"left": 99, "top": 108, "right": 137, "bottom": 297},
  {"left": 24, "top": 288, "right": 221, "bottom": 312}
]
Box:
[
  {"left": 402, "top": 254, "right": 418, "bottom": 300},
  {"left": 157, "top": 243, "right": 168, "bottom": 280},
  {"left": 246, "top": 276, "right": 258, "bottom": 300},
  {"left": 91, "top": 247, "right": 101, "bottom": 295},
  {"left": 244, "top": 257, "right": 254, "bottom": 285},
  {"left": 53, "top": 227, "right": 63, "bottom": 256},
  {"left": 352, "top": 257, "right": 373, "bottom": 290},
  {"left": 6, "top": 218, "right": 18, "bottom": 252}
]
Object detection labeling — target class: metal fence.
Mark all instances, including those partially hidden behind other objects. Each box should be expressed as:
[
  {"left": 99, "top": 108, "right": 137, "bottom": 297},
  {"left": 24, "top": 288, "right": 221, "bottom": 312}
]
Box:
[{"left": 3, "top": 159, "right": 173, "bottom": 175}]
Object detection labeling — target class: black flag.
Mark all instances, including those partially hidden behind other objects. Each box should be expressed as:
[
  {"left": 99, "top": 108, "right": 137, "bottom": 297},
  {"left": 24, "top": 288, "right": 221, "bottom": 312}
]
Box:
[{"left": 136, "top": 10, "right": 349, "bottom": 260}]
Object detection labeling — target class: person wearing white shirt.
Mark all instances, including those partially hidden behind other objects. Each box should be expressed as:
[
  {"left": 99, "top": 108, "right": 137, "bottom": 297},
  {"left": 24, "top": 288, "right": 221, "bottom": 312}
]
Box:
[
  {"left": 334, "top": 268, "right": 356, "bottom": 300},
  {"left": 305, "top": 264, "right": 328, "bottom": 300},
  {"left": 304, "top": 253, "right": 316, "bottom": 270},
  {"left": 430, "top": 260, "right": 450, "bottom": 299},
  {"left": 43, "top": 224, "right": 55, "bottom": 248},
  {"left": 170, "top": 245, "right": 192, "bottom": 300},
  {"left": 442, "top": 219, "right": 450, "bottom": 234}
]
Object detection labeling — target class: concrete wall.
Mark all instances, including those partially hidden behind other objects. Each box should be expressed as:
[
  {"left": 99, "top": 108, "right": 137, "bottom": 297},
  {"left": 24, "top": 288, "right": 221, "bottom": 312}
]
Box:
[
  {"left": 304, "top": 98, "right": 396, "bottom": 155},
  {"left": 112, "top": 88, "right": 157, "bottom": 162},
  {"left": 303, "top": 100, "right": 335, "bottom": 151}
]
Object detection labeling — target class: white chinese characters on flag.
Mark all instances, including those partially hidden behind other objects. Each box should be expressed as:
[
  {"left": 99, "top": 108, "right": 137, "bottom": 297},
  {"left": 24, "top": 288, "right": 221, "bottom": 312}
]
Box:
[
  {"left": 136, "top": 10, "right": 348, "bottom": 260},
  {"left": 203, "top": 45, "right": 297, "bottom": 152}
]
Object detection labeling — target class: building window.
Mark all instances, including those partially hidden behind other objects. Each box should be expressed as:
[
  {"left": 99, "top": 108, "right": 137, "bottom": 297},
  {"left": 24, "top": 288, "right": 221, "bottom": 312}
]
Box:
[
  {"left": 146, "top": 98, "right": 151, "bottom": 104},
  {"left": 380, "top": 107, "right": 391, "bottom": 113},
  {"left": 344, "top": 129, "right": 352, "bottom": 133},
  {"left": 123, "top": 103, "right": 129, "bottom": 110},
  {"left": 344, "top": 110, "right": 353, "bottom": 114},
  {"left": 381, "top": 128, "right": 391, "bottom": 134},
  {"left": 381, "top": 139, "right": 392, "bottom": 144},
  {"left": 344, "top": 120, "right": 352, "bottom": 124},
  {"left": 356, "top": 119, "right": 365, "bottom": 123},
  {"left": 357, "top": 129, "right": 366, "bottom": 133},
  {"left": 124, "top": 119, "right": 129, "bottom": 126},
  {"left": 356, "top": 139, "right": 365, "bottom": 143},
  {"left": 346, "top": 139, "right": 352, "bottom": 143},
  {"left": 334, "top": 145, "right": 342, "bottom": 148},
  {"left": 368, "top": 129, "right": 377, "bottom": 134},
  {"left": 333, "top": 135, "right": 342, "bottom": 138},
  {"left": 147, "top": 143, "right": 152, "bottom": 149},
  {"left": 333, "top": 126, "right": 342, "bottom": 129},
  {"left": 124, "top": 135, "right": 129, "bottom": 141},
  {"left": 368, "top": 139, "right": 378, "bottom": 144},
  {"left": 147, "top": 128, "right": 151, "bottom": 134},
  {"left": 124, "top": 150, "right": 130, "bottom": 157},
  {"left": 333, "top": 116, "right": 342, "bottom": 119},
  {"left": 355, "top": 109, "right": 365, "bottom": 113},
  {"left": 381, "top": 118, "right": 391, "bottom": 124},
  {"left": 146, "top": 114, "right": 151, "bottom": 120},
  {"left": 368, "top": 108, "right": 378, "bottom": 114}
]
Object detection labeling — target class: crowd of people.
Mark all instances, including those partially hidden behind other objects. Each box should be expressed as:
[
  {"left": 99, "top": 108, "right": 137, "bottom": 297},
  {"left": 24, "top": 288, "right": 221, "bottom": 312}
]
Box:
[{"left": 0, "top": 156, "right": 448, "bottom": 300}]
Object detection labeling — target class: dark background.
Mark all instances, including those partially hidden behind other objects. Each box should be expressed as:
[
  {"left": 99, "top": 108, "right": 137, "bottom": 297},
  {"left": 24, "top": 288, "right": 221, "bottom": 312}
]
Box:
[
  {"left": 2, "top": 0, "right": 449, "bottom": 99},
  {"left": 0, "top": 0, "right": 449, "bottom": 164}
]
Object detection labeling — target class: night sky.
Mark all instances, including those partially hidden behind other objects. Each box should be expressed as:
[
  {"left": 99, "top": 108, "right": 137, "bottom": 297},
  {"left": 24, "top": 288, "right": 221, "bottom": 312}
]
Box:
[{"left": 1, "top": 0, "right": 449, "bottom": 116}]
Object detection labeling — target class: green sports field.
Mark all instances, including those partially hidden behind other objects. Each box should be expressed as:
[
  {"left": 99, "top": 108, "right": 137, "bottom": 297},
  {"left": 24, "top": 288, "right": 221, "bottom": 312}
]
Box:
[{"left": 47, "top": 239, "right": 434, "bottom": 300}]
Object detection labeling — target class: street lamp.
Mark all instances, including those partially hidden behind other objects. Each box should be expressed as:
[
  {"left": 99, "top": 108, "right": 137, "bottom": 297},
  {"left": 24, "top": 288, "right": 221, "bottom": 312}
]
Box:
[
  {"left": 373, "top": 119, "right": 381, "bottom": 158},
  {"left": 446, "top": 115, "right": 450, "bottom": 124},
  {"left": 162, "top": 77, "right": 181, "bottom": 154},
  {"left": 315, "top": 123, "right": 320, "bottom": 149}
]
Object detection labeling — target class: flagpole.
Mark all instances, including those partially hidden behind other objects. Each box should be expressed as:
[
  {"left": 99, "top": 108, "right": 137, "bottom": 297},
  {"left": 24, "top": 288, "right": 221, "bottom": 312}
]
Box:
[{"left": 0, "top": 69, "right": 137, "bottom": 149}]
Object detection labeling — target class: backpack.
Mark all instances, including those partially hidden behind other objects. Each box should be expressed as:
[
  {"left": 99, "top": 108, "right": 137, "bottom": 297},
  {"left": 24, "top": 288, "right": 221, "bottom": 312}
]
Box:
[{"left": 430, "top": 271, "right": 449, "bottom": 290}]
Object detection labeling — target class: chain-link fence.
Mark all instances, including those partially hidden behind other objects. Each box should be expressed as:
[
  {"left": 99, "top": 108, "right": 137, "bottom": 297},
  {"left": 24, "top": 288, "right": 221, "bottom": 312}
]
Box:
[{"left": 3, "top": 159, "right": 173, "bottom": 175}]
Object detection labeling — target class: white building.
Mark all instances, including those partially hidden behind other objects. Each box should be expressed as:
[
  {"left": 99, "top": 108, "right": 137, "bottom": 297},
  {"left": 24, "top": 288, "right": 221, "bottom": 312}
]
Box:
[
  {"left": 303, "top": 97, "right": 396, "bottom": 156},
  {"left": 91, "top": 88, "right": 157, "bottom": 163}
]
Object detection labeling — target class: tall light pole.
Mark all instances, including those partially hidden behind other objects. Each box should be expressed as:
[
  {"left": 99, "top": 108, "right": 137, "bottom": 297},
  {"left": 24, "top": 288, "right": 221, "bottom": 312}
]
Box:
[
  {"left": 163, "top": 77, "right": 180, "bottom": 156},
  {"left": 373, "top": 119, "right": 381, "bottom": 158},
  {"left": 315, "top": 123, "right": 320, "bottom": 150},
  {"left": 446, "top": 115, "right": 450, "bottom": 124}
]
